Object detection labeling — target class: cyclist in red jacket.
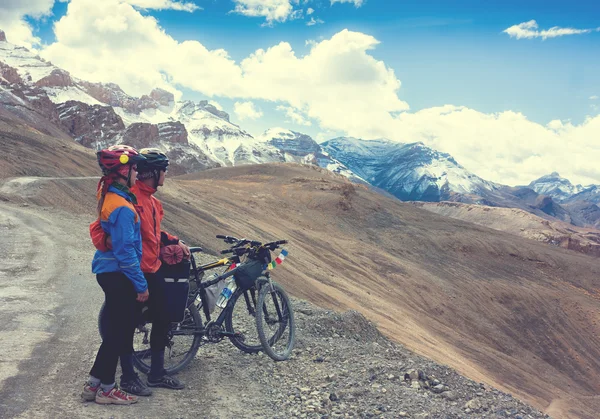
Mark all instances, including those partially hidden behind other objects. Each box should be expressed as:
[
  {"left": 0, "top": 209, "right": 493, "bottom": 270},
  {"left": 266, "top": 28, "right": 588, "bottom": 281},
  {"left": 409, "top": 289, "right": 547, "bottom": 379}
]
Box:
[{"left": 92, "top": 148, "right": 189, "bottom": 395}]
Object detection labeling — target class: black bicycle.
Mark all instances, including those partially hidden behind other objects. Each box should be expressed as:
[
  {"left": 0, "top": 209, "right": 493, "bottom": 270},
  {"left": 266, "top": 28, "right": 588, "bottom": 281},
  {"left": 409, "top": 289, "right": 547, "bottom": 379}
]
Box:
[{"left": 98, "top": 235, "right": 295, "bottom": 374}]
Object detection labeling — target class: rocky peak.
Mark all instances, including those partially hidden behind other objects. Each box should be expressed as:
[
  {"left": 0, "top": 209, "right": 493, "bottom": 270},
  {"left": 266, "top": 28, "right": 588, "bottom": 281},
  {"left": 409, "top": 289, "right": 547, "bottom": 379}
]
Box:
[
  {"left": 35, "top": 69, "right": 73, "bottom": 88},
  {"left": 0, "top": 30, "right": 6, "bottom": 43},
  {"left": 79, "top": 81, "right": 137, "bottom": 111},
  {"left": 198, "top": 100, "right": 230, "bottom": 121},
  {"left": 120, "top": 121, "right": 188, "bottom": 149},
  {"left": 528, "top": 172, "right": 584, "bottom": 202},
  {"left": 263, "top": 128, "right": 321, "bottom": 156},
  {"left": 0, "top": 62, "right": 23, "bottom": 84},
  {"left": 57, "top": 100, "right": 125, "bottom": 148},
  {"left": 150, "top": 88, "right": 174, "bottom": 106}
]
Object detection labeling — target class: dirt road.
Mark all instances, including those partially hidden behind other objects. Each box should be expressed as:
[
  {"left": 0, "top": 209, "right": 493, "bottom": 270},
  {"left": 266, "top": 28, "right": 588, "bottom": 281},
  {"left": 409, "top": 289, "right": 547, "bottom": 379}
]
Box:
[{"left": 0, "top": 201, "right": 261, "bottom": 418}]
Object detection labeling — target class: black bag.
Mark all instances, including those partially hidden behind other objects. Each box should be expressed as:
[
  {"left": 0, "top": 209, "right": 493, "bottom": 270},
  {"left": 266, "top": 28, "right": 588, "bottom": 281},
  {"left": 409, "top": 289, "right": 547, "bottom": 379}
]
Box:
[
  {"left": 234, "top": 259, "right": 265, "bottom": 291},
  {"left": 163, "top": 277, "right": 189, "bottom": 323},
  {"left": 159, "top": 259, "right": 191, "bottom": 279},
  {"left": 159, "top": 261, "right": 191, "bottom": 322}
]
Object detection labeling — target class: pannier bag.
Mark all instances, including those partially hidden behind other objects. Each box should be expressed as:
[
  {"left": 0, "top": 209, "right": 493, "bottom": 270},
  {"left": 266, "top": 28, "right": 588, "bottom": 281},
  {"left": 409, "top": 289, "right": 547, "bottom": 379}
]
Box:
[
  {"left": 159, "top": 257, "right": 191, "bottom": 323},
  {"left": 163, "top": 275, "right": 190, "bottom": 323},
  {"left": 234, "top": 259, "right": 265, "bottom": 290}
]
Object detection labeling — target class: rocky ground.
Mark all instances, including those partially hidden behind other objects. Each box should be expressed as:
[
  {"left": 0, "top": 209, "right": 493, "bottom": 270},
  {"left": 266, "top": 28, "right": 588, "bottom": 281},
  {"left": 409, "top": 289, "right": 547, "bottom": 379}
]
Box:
[{"left": 194, "top": 297, "right": 549, "bottom": 419}]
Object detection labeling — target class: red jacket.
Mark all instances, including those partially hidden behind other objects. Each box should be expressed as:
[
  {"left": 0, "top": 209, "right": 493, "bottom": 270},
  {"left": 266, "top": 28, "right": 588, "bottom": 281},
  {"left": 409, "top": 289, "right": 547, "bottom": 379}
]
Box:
[
  {"left": 131, "top": 181, "right": 179, "bottom": 273},
  {"left": 91, "top": 181, "right": 179, "bottom": 273}
]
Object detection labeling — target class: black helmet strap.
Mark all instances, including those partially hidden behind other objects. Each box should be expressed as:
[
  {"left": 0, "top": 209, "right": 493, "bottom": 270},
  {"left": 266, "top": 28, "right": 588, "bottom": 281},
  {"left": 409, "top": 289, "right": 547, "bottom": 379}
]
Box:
[{"left": 152, "top": 169, "right": 161, "bottom": 189}]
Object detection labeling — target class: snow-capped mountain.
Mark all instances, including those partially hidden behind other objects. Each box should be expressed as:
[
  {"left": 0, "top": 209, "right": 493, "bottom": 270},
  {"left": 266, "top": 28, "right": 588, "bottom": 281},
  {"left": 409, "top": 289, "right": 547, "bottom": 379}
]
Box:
[
  {"left": 258, "top": 128, "right": 365, "bottom": 182},
  {"left": 527, "top": 172, "right": 586, "bottom": 202},
  {"left": 322, "top": 137, "right": 498, "bottom": 202},
  {"left": 564, "top": 185, "right": 600, "bottom": 205},
  {"left": 0, "top": 32, "right": 284, "bottom": 170}
]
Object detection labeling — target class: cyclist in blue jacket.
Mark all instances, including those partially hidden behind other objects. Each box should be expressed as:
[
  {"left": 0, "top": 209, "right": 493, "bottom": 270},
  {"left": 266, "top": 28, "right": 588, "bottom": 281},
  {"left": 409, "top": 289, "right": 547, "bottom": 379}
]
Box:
[{"left": 81, "top": 145, "right": 147, "bottom": 405}]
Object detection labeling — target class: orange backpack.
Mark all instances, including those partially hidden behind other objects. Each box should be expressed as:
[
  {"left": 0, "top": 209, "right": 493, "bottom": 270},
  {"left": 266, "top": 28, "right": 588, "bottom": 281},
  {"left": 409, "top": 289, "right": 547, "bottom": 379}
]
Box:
[{"left": 90, "top": 219, "right": 112, "bottom": 252}]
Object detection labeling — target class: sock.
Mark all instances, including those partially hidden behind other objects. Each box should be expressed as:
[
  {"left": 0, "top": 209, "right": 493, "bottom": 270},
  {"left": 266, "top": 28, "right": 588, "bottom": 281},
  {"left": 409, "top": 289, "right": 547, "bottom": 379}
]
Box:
[
  {"left": 150, "top": 350, "right": 165, "bottom": 379},
  {"left": 120, "top": 354, "right": 137, "bottom": 382},
  {"left": 88, "top": 376, "right": 101, "bottom": 387},
  {"left": 100, "top": 382, "right": 115, "bottom": 393}
]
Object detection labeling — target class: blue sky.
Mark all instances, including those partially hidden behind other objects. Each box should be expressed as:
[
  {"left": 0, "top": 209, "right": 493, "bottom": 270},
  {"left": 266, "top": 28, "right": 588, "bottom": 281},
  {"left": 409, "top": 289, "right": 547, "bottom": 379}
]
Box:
[
  {"left": 2, "top": 0, "right": 600, "bottom": 184},
  {"left": 29, "top": 0, "right": 600, "bottom": 129}
]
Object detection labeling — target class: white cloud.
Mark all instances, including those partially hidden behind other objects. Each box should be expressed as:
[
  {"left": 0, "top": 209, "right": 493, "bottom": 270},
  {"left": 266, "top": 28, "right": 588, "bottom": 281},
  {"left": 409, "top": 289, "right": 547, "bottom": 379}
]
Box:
[
  {"left": 123, "top": 0, "right": 201, "bottom": 12},
  {"left": 331, "top": 0, "right": 364, "bottom": 7},
  {"left": 306, "top": 17, "right": 324, "bottom": 26},
  {"left": 234, "top": 101, "right": 263, "bottom": 120},
  {"left": 306, "top": 7, "right": 314, "bottom": 15},
  {"left": 503, "top": 20, "right": 599, "bottom": 40},
  {"left": 37, "top": 0, "right": 600, "bottom": 185},
  {"left": 385, "top": 107, "right": 600, "bottom": 185},
  {"left": 277, "top": 105, "right": 312, "bottom": 126},
  {"left": 208, "top": 100, "right": 224, "bottom": 110},
  {"left": 0, "top": 0, "right": 54, "bottom": 48},
  {"left": 590, "top": 95, "right": 599, "bottom": 100},
  {"left": 231, "top": 0, "right": 299, "bottom": 25}
]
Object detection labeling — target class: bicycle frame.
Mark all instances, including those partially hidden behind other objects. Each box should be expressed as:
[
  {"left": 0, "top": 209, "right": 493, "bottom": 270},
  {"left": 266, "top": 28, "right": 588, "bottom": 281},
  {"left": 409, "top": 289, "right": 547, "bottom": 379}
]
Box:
[{"left": 177, "top": 247, "right": 265, "bottom": 341}]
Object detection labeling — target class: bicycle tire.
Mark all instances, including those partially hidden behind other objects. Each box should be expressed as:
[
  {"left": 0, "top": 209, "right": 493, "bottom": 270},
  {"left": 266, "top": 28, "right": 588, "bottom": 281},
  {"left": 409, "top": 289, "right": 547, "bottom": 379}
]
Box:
[
  {"left": 225, "top": 277, "right": 266, "bottom": 353},
  {"left": 255, "top": 281, "right": 296, "bottom": 361},
  {"left": 99, "top": 302, "right": 203, "bottom": 375}
]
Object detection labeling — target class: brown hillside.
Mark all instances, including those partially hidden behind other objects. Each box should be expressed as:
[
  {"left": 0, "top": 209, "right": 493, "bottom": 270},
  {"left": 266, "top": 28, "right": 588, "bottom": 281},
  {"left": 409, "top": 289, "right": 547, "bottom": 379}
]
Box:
[
  {"left": 2, "top": 163, "right": 600, "bottom": 418},
  {"left": 414, "top": 201, "right": 600, "bottom": 258},
  {"left": 0, "top": 115, "right": 96, "bottom": 179}
]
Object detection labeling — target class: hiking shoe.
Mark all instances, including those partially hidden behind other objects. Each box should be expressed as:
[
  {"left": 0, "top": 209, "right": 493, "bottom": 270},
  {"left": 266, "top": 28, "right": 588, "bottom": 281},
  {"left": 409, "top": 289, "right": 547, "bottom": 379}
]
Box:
[
  {"left": 81, "top": 383, "right": 100, "bottom": 402},
  {"left": 95, "top": 386, "right": 138, "bottom": 405},
  {"left": 121, "top": 374, "right": 153, "bottom": 397},
  {"left": 147, "top": 374, "right": 185, "bottom": 390}
]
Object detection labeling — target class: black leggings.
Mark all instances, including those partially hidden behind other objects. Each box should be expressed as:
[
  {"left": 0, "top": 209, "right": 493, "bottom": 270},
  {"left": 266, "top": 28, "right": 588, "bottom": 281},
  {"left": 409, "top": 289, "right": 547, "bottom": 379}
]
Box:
[
  {"left": 146, "top": 272, "right": 170, "bottom": 351},
  {"left": 90, "top": 272, "right": 138, "bottom": 385}
]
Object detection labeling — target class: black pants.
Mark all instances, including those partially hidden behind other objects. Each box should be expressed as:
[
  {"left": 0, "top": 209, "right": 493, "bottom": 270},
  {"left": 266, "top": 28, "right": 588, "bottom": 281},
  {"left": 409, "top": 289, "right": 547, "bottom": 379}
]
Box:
[
  {"left": 146, "top": 271, "right": 170, "bottom": 351},
  {"left": 90, "top": 272, "right": 137, "bottom": 385}
]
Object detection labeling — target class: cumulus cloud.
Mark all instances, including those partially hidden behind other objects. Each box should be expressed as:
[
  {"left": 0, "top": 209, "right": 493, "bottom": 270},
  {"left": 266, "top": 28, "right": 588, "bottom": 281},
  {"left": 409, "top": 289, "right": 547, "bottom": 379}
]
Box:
[
  {"left": 331, "top": 0, "right": 365, "bottom": 7},
  {"left": 306, "top": 7, "right": 314, "bottom": 15},
  {"left": 306, "top": 17, "right": 324, "bottom": 26},
  {"left": 386, "top": 107, "right": 600, "bottom": 185},
  {"left": 277, "top": 105, "right": 312, "bottom": 126},
  {"left": 0, "top": 0, "right": 54, "bottom": 48},
  {"left": 234, "top": 101, "right": 263, "bottom": 120},
  {"left": 38, "top": 0, "right": 600, "bottom": 185},
  {"left": 231, "top": 0, "right": 300, "bottom": 25},
  {"left": 503, "top": 20, "right": 599, "bottom": 40},
  {"left": 590, "top": 95, "right": 599, "bottom": 100}
]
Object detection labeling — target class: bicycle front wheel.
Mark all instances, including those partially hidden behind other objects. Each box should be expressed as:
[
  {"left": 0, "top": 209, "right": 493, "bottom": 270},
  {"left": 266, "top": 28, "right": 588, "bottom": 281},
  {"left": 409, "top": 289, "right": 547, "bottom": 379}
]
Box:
[
  {"left": 225, "top": 278, "right": 267, "bottom": 353},
  {"left": 256, "top": 281, "right": 296, "bottom": 361}
]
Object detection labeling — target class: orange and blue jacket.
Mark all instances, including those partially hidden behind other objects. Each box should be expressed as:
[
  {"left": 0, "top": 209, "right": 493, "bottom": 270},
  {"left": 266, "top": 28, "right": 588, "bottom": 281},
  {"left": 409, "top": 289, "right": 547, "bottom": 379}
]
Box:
[
  {"left": 92, "top": 185, "right": 148, "bottom": 293},
  {"left": 131, "top": 181, "right": 179, "bottom": 274}
]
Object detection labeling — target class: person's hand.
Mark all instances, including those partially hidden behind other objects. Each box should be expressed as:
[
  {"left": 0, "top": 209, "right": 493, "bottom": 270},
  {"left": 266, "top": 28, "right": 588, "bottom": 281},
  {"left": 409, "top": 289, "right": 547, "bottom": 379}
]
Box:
[
  {"left": 137, "top": 289, "right": 149, "bottom": 302},
  {"left": 179, "top": 241, "right": 191, "bottom": 259}
]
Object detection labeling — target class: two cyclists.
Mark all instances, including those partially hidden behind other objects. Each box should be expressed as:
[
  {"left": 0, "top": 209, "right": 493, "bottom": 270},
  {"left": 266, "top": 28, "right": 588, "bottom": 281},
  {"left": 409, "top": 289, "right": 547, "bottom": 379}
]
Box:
[{"left": 85, "top": 146, "right": 189, "bottom": 404}]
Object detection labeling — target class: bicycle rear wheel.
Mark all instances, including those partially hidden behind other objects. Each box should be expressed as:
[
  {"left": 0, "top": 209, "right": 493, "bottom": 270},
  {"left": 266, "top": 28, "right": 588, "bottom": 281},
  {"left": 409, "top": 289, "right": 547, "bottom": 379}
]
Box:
[
  {"left": 255, "top": 281, "right": 295, "bottom": 361},
  {"left": 225, "top": 278, "right": 266, "bottom": 353},
  {"left": 98, "top": 302, "right": 203, "bottom": 375}
]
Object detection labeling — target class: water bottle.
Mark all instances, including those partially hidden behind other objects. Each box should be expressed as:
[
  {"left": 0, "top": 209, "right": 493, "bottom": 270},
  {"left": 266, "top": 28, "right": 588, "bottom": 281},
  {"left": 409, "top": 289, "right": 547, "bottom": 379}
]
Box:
[{"left": 216, "top": 278, "right": 237, "bottom": 308}]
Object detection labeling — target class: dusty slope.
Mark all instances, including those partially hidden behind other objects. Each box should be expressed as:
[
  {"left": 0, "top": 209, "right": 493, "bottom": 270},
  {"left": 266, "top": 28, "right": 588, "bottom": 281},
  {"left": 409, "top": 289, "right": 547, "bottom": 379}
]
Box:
[
  {"left": 0, "top": 115, "right": 96, "bottom": 179},
  {"left": 0, "top": 201, "right": 547, "bottom": 419},
  {"left": 5, "top": 163, "right": 599, "bottom": 418},
  {"left": 414, "top": 201, "right": 600, "bottom": 258}
]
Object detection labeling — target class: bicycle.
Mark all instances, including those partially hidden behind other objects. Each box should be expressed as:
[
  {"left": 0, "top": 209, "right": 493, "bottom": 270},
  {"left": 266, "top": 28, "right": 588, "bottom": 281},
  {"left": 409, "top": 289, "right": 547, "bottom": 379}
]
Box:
[{"left": 98, "top": 235, "right": 296, "bottom": 375}]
